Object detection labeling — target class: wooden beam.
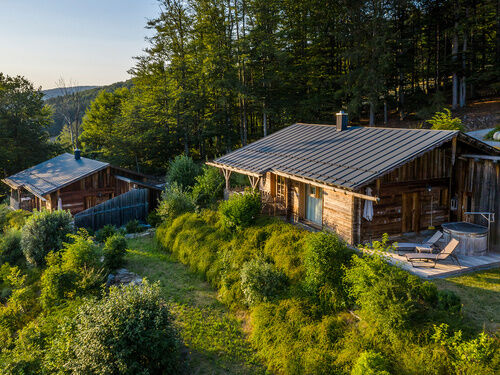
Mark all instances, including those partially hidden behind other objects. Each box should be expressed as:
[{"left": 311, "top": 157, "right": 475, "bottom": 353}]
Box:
[
  {"left": 459, "top": 154, "right": 500, "bottom": 162},
  {"left": 248, "top": 175, "right": 260, "bottom": 190},
  {"left": 273, "top": 171, "right": 379, "bottom": 202},
  {"left": 205, "top": 162, "right": 262, "bottom": 178}
]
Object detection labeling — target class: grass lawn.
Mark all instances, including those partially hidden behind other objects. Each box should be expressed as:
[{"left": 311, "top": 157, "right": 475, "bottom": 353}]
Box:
[
  {"left": 433, "top": 268, "right": 500, "bottom": 334},
  {"left": 125, "top": 235, "right": 265, "bottom": 375}
]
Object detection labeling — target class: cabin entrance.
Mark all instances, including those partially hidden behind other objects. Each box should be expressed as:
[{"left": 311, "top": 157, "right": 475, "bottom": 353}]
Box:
[{"left": 402, "top": 192, "right": 421, "bottom": 233}]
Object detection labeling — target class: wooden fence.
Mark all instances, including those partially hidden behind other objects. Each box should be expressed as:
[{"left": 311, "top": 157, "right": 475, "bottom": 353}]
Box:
[{"left": 74, "top": 189, "right": 148, "bottom": 231}]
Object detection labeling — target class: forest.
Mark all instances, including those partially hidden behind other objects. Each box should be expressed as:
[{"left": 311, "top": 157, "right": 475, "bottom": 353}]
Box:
[{"left": 77, "top": 0, "right": 500, "bottom": 172}]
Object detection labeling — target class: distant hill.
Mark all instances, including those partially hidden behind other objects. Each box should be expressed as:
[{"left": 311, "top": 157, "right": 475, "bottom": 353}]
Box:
[
  {"left": 45, "top": 80, "right": 133, "bottom": 137},
  {"left": 42, "top": 86, "right": 99, "bottom": 100}
]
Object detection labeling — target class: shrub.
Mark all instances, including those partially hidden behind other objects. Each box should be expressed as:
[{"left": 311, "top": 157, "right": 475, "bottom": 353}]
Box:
[
  {"left": 40, "top": 233, "right": 104, "bottom": 309},
  {"left": 0, "top": 204, "right": 10, "bottom": 231},
  {"left": 351, "top": 351, "right": 391, "bottom": 375},
  {"left": 67, "top": 281, "right": 183, "bottom": 374},
  {"left": 95, "top": 224, "right": 118, "bottom": 243},
  {"left": 436, "top": 290, "right": 461, "bottom": 314},
  {"left": 3, "top": 210, "right": 31, "bottom": 231},
  {"left": 103, "top": 234, "right": 127, "bottom": 270},
  {"left": 304, "top": 231, "right": 353, "bottom": 312},
  {"left": 218, "top": 191, "right": 261, "bottom": 230},
  {"left": 344, "top": 253, "right": 440, "bottom": 332},
  {"left": 157, "top": 183, "right": 196, "bottom": 223},
  {"left": 250, "top": 298, "right": 342, "bottom": 374},
  {"left": 147, "top": 210, "right": 162, "bottom": 227},
  {"left": 20, "top": 209, "right": 74, "bottom": 267},
  {"left": 432, "top": 323, "right": 499, "bottom": 374},
  {"left": 428, "top": 108, "right": 464, "bottom": 131},
  {"left": 166, "top": 154, "right": 200, "bottom": 189},
  {"left": 240, "top": 259, "right": 287, "bottom": 305},
  {"left": 125, "top": 219, "right": 141, "bottom": 233},
  {"left": 0, "top": 229, "right": 23, "bottom": 265},
  {"left": 191, "top": 166, "right": 225, "bottom": 208}
]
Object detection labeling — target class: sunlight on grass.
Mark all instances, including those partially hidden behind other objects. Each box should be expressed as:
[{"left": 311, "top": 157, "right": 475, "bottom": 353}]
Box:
[
  {"left": 434, "top": 268, "right": 500, "bottom": 333},
  {"left": 125, "top": 235, "right": 265, "bottom": 374}
]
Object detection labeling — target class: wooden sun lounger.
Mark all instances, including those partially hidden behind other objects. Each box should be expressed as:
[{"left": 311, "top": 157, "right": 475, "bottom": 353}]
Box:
[
  {"left": 395, "top": 231, "right": 443, "bottom": 255},
  {"left": 405, "top": 239, "right": 460, "bottom": 268}
]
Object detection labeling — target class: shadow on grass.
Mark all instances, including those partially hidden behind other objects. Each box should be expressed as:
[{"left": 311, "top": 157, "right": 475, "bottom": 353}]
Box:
[
  {"left": 125, "top": 236, "right": 266, "bottom": 375},
  {"left": 434, "top": 268, "right": 500, "bottom": 334}
]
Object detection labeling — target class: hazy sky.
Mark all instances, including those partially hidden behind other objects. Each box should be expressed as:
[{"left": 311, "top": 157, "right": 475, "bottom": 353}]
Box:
[{"left": 0, "top": 0, "right": 159, "bottom": 90}]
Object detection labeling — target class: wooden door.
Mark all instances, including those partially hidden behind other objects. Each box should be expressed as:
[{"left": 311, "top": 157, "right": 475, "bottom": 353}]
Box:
[{"left": 402, "top": 192, "right": 421, "bottom": 233}]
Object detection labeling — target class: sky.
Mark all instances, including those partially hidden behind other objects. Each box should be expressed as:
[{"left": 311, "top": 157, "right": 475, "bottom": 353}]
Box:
[{"left": 0, "top": 0, "right": 159, "bottom": 90}]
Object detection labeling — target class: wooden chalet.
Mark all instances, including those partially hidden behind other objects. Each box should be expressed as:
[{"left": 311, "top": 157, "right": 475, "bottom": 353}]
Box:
[
  {"left": 208, "top": 112, "right": 500, "bottom": 251},
  {"left": 2, "top": 150, "right": 162, "bottom": 215}
]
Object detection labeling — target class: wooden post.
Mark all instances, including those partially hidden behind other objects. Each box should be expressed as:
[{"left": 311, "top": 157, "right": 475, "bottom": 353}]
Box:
[{"left": 223, "top": 169, "right": 232, "bottom": 190}]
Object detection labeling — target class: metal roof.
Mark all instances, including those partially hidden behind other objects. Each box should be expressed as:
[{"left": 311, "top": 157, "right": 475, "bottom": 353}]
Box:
[
  {"left": 3, "top": 153, "right": 109, "bottom": 197},
  {"left": 211, "top": 124, "right": 463, "bottom": 190}
]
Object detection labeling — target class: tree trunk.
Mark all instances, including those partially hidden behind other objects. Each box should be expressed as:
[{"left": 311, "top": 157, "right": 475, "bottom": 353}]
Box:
[
  {"left": 452, "top": 14, "right": 459, "bottom": 109},
  {"left": 384, "top": 100, "right": 388, "bottom": 125},
  {"left": 369, "top": 102, "right": 375, "bottom": 126},
  {"left": 263, "top": 104, "right": 267, "bottom": 137},
  {"left": 459, "top": 37, "right": 467, "bottom": 108}
]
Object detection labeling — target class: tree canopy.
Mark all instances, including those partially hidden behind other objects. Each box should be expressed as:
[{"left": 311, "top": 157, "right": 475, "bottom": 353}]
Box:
[
  {"left": 0, "top": 73, "right": 55, "bottom": 186},
  {"left": 80, "top": 0, "right": 500, "bottom": 172}
]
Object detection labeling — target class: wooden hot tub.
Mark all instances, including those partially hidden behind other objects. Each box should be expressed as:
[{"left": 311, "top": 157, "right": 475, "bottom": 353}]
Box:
[{"left": 441, "top": 222, "right": 488, "bottom": 256}]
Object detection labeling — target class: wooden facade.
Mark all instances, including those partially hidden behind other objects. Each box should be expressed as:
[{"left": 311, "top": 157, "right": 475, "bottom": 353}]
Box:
[
  {"left": 7, "top": 166, "right": 161, "bottom": 216},
  {"left": 222, "top": 136, "right": 499, "bottom": 251}
]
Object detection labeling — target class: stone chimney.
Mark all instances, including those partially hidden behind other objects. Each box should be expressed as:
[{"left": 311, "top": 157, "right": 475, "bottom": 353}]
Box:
[
  {"left": 336, "top": 110, "right": 348, "bottom": 131},
  {"left": 74, "top": 149, "right": 81, "bottom": 160}
]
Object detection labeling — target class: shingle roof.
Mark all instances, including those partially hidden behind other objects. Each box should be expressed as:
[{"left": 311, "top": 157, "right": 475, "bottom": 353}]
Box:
[
  {"left": 3, "top": 153, "right": 109, "bottom": 197},
  {"left": 211, "top": 124, "right": 462, "bottom": 190}
]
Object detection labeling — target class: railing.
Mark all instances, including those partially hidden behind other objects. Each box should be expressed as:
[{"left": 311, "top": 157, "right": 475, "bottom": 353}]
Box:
[{"left": 261, "top": 191, "right": 287, "bottom": 216}]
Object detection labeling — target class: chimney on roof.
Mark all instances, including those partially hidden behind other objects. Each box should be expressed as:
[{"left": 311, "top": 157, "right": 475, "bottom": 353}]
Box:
[
  {"left": 74, "top": 149, "right": 81, "bottom": 160},
  {"left": 336, "top": 110, "right": 348, "bottom": 131}
]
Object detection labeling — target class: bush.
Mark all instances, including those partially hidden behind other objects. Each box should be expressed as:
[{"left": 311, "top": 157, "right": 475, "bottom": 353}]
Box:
[
  {"left": 20, "top": 210, "right": 74, "bottom": 267},
  {"left": 95, "top": 224, "right": 118, "bottom": 243},
  {"left": 250, "top": 298, "right": 343, "bottom": 374},
  {"left": 432, "top": 323, "right": 499, "bottom": 374},
  {"left": 344, "top": 253, "right": 440, "bottom": 332},
  {"left": 67, "top": 281, "right": 183, "bottom": 374},
  {"left": 351, "top": 351, "right": 391, "bottom": 375},
  {"left": 304, "top": 231, "right": 353, "bottom": 312},
  {"left": 147, "top": 210, "right": 162, "bottom": 227},
  {"left": 191, "top": 166, "right": 225, "bottom": 208},
  {"left": 0, "top": 229, "right": 23, "bottom": 265},
  {"left": 240, "top": 259, "right": 287, "bottom": 305},
  {"left": 4, "top": 210, "right": 31, "bottom": 231},
  {"left": 103, "top": 234, "right": 127, "bottom": 270},
  {"left": 428, "top": 108, "right": 464, "bottom": 131},
  {"left": 219, "top": 191, "right": 261, "bottom": 230},
  {"left": 166, "top": 154, "right": 200, "bottom": 189},
  {"left": 0, "top": 204, "right": 11, "bottom": 232},
  {"left": 40, "top": 233, "right": 104, "bottom": 309},
  {"left": 157, "top": 183, "right": 196, "bottom": 223},
  {"left": 125, "top": 219, "right": 141, "bottom": 234}
]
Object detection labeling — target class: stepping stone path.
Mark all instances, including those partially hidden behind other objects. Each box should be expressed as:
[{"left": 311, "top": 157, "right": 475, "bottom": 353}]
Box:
[{"left": 107, "top": 268, "right": 143, "bottom": 287}]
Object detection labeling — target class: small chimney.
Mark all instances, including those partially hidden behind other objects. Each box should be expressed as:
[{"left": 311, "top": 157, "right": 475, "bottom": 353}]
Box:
[
  {"left": 336, "top": 110, "right": 348, "bottom": 131},
  {"left": 74, "top": 149, "right": 81, "bottom": 160}
]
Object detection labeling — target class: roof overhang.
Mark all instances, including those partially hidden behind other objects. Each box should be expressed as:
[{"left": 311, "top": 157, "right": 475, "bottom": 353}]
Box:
[{"left": 114, "top": 175, "right": 163, "bottom": 191}]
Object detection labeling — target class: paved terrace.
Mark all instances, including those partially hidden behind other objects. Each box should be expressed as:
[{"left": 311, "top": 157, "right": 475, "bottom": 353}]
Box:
[{"left": 363, "top": 230, "right": 500, "bottom": 279}]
